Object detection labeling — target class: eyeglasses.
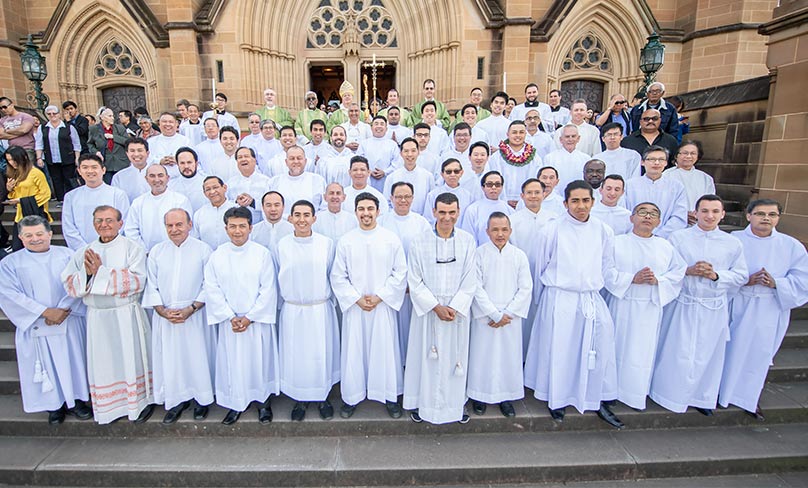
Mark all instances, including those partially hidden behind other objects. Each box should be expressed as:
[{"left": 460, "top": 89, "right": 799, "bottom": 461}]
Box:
[
  {"left": 751, "top": 211, "right": 780, "bottom": 218},
  {"left": 642, "top": 116, "right": 660, "bottom": 122},
  {"left": 634, "top": 209, "right": 661, "bottom": 218},
  {"left": 393, "top": 194, "right": 413, "bottom": 200},
  {"left": 484, "top": 182, "right": 503, "bottom": 188},
  {"left": 414, "top": 132, "right": 430, "bottom": 137},
  {"left": 644, "top": 157, "right": 667, "bottom": 163},
  {"left": 443, "top": 169, "right": 462, "bottom": 175},
  {"left": 435, "top": 236, "right": 456, "bottom": 264},
  {"left": 648, "top": 89, "right": 663, "bottom": 94},
  {"left": 306, "top": 97, "right": 317, "bottom": 101},
  {"left": 0, "top": 105, "right": 9, "bottom": 110},
  {"left": 678, "top": 151, "right": 698, "bottom": 157},
  {"left": 614, "top": 101, "right": 627, "bottom": 105},
  {"left": 46, "top": 112, "right": 59, "bottom": 116},
  {"left": 525, "top": 116, "right": 540, "bottom": 121}
]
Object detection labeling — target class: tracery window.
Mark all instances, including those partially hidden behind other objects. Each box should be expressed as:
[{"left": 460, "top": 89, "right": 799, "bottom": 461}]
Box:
[
  {"left": 561, "top": 34, "right": 612, "bottom": 73},
  {"left": 94, "top": 40, "right": 144, "bottom": 79},
  {"left": 307, "top": 0, "right": 397, "bottom": 49}
]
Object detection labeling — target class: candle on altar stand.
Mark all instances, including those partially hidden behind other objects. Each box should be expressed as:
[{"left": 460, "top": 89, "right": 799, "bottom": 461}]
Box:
[{"left": 503, "top": 72, "right": 507, "bottom": 92}]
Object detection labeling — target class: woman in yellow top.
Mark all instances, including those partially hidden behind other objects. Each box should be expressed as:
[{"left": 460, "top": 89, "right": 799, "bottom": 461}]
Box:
[{"left": 4, "top": 146, "right": 51, "bottom": 250}]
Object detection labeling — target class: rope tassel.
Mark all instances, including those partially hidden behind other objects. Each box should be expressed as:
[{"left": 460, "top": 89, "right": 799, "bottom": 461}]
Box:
[
  {"left": 454, "top": 361, "right": 464, "bottom": 377},
  {"left": 41, "top": 370, "right": 54, "bottom": 393},
  {"left": 33, "top": 359, "right": 43, "bottom": 383},
  {"left": 429, "top": 345, "right": 438, "bottom": 359}
]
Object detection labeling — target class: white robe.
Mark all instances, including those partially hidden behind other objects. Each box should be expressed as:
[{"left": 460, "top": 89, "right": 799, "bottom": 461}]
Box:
[
  {"left": 62, "top": 235, "right": 153, "bottom": 424},
  {"left": 276, "top": 233, "right": 340, "bottom": 401},
  {"left": 124, "top": 190, "right": 194, "bottom": 251},
  {"left": 593, "top": 148, "right": 642, "bottom": 181},
  {"left": 207, "top": 154, "right": 238, "bottom": 182},
  {"left": 488, "top": 146, "right": 544, "bottom": 202},
  {"left": 385, "top": 124, "right": 413, "bottom": 142},
  {"left": 201, "top": 110, "right": 241, "bottom": 134},
  {"left": 416, "top": 151, "right": 442, "bottom": 184},
  {"left": 426, "top": 124, "right": 451, "bottom": 155},
  {"left": 204, "top": 241, "right": 280, "bottom": 411},
  {"left": 332, "top": 227, "right": 407, "bottom": 405},
  {"left": 525, "top": 130, "right": 554, "bottom": 161},
  {"left": 318, "top": 149, "right": 354, "bottom": 188},
  {"left": 543, "top": 148, "right": 590, "bottom": 197},
  {"left": 590, "top": 202, "right": 632, "bottom": 235},
  {"left": 719, "top": 227, "right": 808, "bottom": 412},
  {"left": 251, "top": 219, "right": 294, "bottom": 253},
  {"left": 250, "top": 138, "right": 284, "bottom": 173},
  {"left": 62, "top": 184, "right": 131, "bottom": 250},
  {"left": 341, "top": 120, "right": 372, "bottom": 144},
  {"left": 360, "top": 137, "right": 401, "bottom": 192},
  {"left": 269, "top": 172, "right": 326, "bottom": 215},
  {"left": 623, "top": 176, "right": 688, "bottom": 239},
  {"left": 423, "top": 184, "right": 473, "bottom": 224},
  {"left": 111, "top": 164, "right": 149, "bottom": 203},
  {"left": 468, "top": 242, "right": 532, "bottom": 403},
  {"left": 0, "top": 248, "right": 89, "bottom": 413},
  {"left": 553, "top": 122, "right": 601, "bottom": 156},
  {"left": 179, "top": 120, "right": 206, "bottom": 146},
  {"left": 226, "top": 171, "right": 271, "bottom": 224},
  {"left": 542, "top": 192, "right": 566, "bottom": 215},
  {"left": 143, "top": 237, "right": 216, "bottom": 409},
  {"left": 147, "top": 133, "right": 192, "bottom": 179},
  {"left": 168, "top": 171, "right": 208, "bottom": 213},
  {"left": 193, "top": 139, "right": 226, "bottom": 173},
  {"left": 192, "top": 200, "right": 237, "bottom": 250},
  {"left": 382, "top": 165, "right": 435, "bottom": 216},
  {"left": 312, "top": 210, "right": 357, "bottom": 242},
  {"left": 342, "top": 184, "right": 388, "bottom": 214},
  {"left": 379, "top": 212, "right": 432, "bottom": 361},
  {"left": 524, "top": 213, "right": 619, "bottom": 413},
  {"left": 603, "top": 233, "right": 686, "bottom": 409},
  {"left": 649, "top": 226, "right": 748, "bottom": 412},
  {"left": 476, "top": 115, "right": 511, "bottom": 147},
  {"left": 508, "top": 207, "right": 559, "bottom": 357},
  {"left": 662, "top": 166, "right": 716, "bottom": 211},
  {"left": 403, "top": 228, "right": 478, "bottom": 424},
  {"left": 460, "top": 198, "right": 514, "bottom": 245}
]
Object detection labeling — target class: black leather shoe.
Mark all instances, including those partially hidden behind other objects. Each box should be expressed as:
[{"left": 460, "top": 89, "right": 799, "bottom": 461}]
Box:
[
  {"left": 458, "top": 413, "right": 470, "bottom": 424},
  {"left": 410, "top": 410, "right": 423, "bottom": 423},
  {"left": 340, "top": 402, "right": 356, "bottom": 419},
  {"left": 472, "top": 400, "right": 487, "bottom": 415},
  {"left": 319, "top": 400, "right": 334, "bottom": 420},
  {"left": 291, "top": 402, "right": 307, "bottom": 421},
  {"left": 162, "top": 401, "right": 190, "bottom": 424},
  {"left": 549, "top": 407, "right": 565, "bottom": 422},
  {"left": 258, "top": 401, "right": 273, "bottom": 424},
  {"left": 68, "top": 400, "right": 93, "bottom": 420},
  {"left": 695, "top": 407, "right": 714, "bottom": 417},
  {"left": 222, "top": 409, "right": 241, "bottom": 425},
  {"left": 598, "top": 403, "right": 624, "bottom": 429},
  {"left": 48, "top": 407, "right": 66, "bottom": 425},
  {"left": 193, "top": 404, "right": 209, "bottom": 421},
  {"left": 499, "top": 401, "right": 515, "bottom": 418},
  {"left": 386, "top": 401, "right": 402, "bottom": 419},
  {"left": 133, "top": 404, "right": 155, "bottom": 424},
  {"left": 746, "top": 406, "right": 765, "bottom": 422}
]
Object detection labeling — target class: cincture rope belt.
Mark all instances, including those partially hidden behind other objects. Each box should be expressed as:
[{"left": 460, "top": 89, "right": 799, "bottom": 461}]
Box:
[
  {"left": 581, "top": 292, "right": 598, "bottom": 371},
  {"left": 283, "top": 299, "right": 329, "bottom": 306},
  {"left": 675, "top": 293, "right": 725, "bottom": 310}
]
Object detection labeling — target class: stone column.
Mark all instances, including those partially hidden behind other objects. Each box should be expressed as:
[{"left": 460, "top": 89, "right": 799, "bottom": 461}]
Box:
[
  {"left": 164, "top": 0, "right": 202, "bottom": 107},
  {"left": 500, "top": 1, "right": 533, "bottom": 97},
  {"left": 757, "top": 0, "right": 808, "bottom": 244}
]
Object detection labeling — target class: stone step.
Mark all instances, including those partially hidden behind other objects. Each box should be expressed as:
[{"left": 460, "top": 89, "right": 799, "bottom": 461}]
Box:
[
  {"left": 0, "top": 381, "right": 806, "bottom": 439},
  {"left": 2, "top": 423, "right": 808, "bottom": 487},
  {"left": 770, "top": 348, "right": 808, "bottom": 383},
  {"left": 785, "top": 320, "right": 808, "bottom": 349},
  {"left": 722, "top": 211, "right": 746, "bottom": 228}
]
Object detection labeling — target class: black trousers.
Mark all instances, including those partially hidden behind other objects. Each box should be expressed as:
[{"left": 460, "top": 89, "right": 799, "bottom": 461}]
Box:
[{"left": 47, "top": 162, "right": 77, "bottom": 201}]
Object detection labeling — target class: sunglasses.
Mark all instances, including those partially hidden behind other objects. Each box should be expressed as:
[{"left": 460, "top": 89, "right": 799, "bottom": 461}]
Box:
[
  {"left": 443, "top": 169, "right": 462, "bottom": 175},
  {"left": 0, "top": 105, "right": 9, "bottom": 110},
  {"left": 642, "top": 116, "right": 660, "bottom": 122},
  {"left": 615, "top": 101, "right": 627, "bottom": 105}
]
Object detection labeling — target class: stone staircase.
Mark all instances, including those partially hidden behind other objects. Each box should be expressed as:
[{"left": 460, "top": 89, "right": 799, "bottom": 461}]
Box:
[{"left": 0, "top": 205, "right": 807, "bottom": 486}]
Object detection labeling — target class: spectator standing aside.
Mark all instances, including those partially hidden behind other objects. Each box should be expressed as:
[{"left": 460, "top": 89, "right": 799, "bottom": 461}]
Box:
[
  {"left": 621, "top": 109, "right": 679, "bottom": 166},
  {"left": 36, "top": 105, "right": 80, "bottom": 200},
  {"left": 4, "top": 147, "right": 52, "bottom": 251},
  {"left": 88, "top": 107, "right": 130, "bottom": 183},
  {"left": 629, "top": 82, "right": 679, "bottom": 135},
  {"left": 595, "top": 94, "right": 631, "bottom": 137},
  {"left": 0, "top": 97, "right": 37, "bottom": 163},
  {"left": 62, "top": 100, "right": 89, "bottom": 154},
  {"left": 661, "top": 141, "right": 715, "bottom": 226}
]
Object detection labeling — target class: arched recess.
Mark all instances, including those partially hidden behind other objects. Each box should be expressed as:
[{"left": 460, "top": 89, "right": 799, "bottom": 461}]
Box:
[
  {"left": 235, "top": 0, "right": 463, "bottom": 107},
  {"left": 51, "top": 2, "right": 158, "bottom": 114},
  {"left": 545, "top": 0, "right": 647, "bottom": 109}
]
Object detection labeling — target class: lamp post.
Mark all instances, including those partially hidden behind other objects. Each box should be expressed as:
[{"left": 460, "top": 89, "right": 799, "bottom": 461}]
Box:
[
  {"left": 19, "top": 35, "right": 49, "bottom": 113},
  {"left": 636, "top": 31, "right": 665, "bottom": 100}
]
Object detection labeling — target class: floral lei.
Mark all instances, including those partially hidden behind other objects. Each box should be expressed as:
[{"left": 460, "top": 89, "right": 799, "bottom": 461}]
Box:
[{"left": 498, "top": 140, "right": 536, "bottom": 167}]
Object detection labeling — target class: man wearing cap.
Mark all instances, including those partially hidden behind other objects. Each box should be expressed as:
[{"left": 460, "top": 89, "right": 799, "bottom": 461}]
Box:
[{"left": 327, "top": 81, "right": 366, "bottom": 132}]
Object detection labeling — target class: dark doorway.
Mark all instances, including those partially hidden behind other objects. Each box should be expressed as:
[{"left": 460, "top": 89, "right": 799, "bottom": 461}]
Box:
[
  {"left": 310, "top": 64, "right": 345, "bottom": 109},
  {"left": 559, "top": 79, "right": 605, "bottom": 112},
  {"left": 102, "top": 85, "right": 147, "bottom": 114},
  {"left": 360, "top": 62, "right": 396, "bottom": 110}
]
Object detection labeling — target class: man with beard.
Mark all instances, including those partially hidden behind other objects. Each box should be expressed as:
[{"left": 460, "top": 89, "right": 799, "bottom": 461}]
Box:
[{"left": 168, "top": 147, "right": 208, "bottom": 212}]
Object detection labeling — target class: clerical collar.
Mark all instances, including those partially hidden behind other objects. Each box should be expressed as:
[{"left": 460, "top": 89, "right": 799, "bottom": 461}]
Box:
[
  {"left": 550, "top": 106, "right": 561, "bottom": 112},
  {"left": 524, "top": 101, "right": 539, "bottom": 107},
  {"left": 188, "top": 120, "right": 201, "bottom": 125},
  {"left": 215, "top": 110, "right": 225, "bottom": 115}
]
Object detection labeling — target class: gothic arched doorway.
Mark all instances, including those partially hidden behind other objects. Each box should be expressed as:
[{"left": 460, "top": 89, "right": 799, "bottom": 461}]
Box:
[
  {"left": 101, "top": 86, "right": 147, "bottom": 114},
  {"left": 559, "top": 80, "right": 605, "bottom": 112}
]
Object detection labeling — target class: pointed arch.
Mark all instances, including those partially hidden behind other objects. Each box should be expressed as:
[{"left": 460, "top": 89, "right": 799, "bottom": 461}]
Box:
[{"left": 51, "top": 1, "right": 158, "bottom": 113}]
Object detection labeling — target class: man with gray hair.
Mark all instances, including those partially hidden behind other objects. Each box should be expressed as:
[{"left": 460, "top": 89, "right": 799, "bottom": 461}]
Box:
[
  {"left": 36, "top": 104, "right": 80, "bottom": 200},
  {"left": 0, "top": 216, "right": 93, "bottom": 424},
  {"left": 630, "top": 82, "right": 679, "bottom": 135},
  {"left": 295, "top": 91, "right": 328, "bottom": 142}
]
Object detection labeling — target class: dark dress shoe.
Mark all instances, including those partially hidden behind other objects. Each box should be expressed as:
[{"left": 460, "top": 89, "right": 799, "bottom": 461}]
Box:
[
  {"left": 162, "top": 401, "right": 190, "bottom": 424},
  {"left": 340, "top": 402, "right": 356, "bottom": 419},
  {"left": 258, "top": 402, "right": 273, "bottom": 424},
  {"left": 499, "top": 401, "right": 515, "bottom": 418},
  {"left": 410, "top": 410, "right": 423, "bottom": 423},
  {"left": 222, "top": 409, "right": 241, "bottom": 425},
  {"left": 69, "top": 400, "right": 93, "bottom": 420},
  {"left": 193, "top": 404, "right": 209, "bottom": 420},
  {"left": 746, "top": 406, "right": 765, "bottom": 422},
  {"left": 597, "top": 403, "right": 624, "bottom": 429},
  {"left": 695, "top": 407, "right": 714, "bottom": 417},
  {"left": 291, "top": 402, "right": 307, "bottom": 421},
  {"left": 48, "top": 407, "right": 66, "bottom": 425},
  {"left": 472, "top": 400, "right": 487, "bottom": 415},
  {"left": 319, "top": 400, "right": 334, "bottom": 420},
  {"left": 549, "top": 407, "right": 566, "bottom": 422},
  {"left": 458, "top": 413, "right": 470, "bottom": 424},
  {"left": 133, "top": 404, "right": 155, "bottom": 424},
  {"left": 386, "top": 401, "right": 403, "bottom": 419}
]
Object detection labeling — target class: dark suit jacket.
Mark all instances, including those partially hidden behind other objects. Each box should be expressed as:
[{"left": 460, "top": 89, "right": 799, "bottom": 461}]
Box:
[
  {"left": 87, "top": 123, "right": 130, "bottom": 172},
  {"left": 68, "top": 115, "right": 90, "bottom": 154}
]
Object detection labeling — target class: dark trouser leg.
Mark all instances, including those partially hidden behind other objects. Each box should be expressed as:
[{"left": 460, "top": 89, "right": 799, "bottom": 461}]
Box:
[
  {"left": 47, "top": 163, "right": 66, "bottom": 201},
  {"left": 11, "top": 221, "right": 21, "bottom": 251},
  {"left": 59, "top": 163, "right": 77, "bottom": 196}
]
